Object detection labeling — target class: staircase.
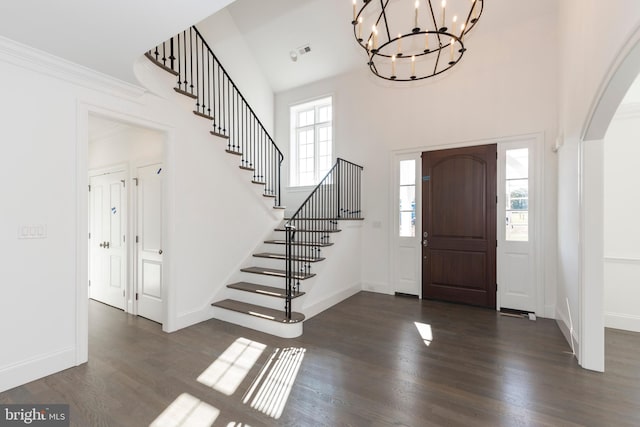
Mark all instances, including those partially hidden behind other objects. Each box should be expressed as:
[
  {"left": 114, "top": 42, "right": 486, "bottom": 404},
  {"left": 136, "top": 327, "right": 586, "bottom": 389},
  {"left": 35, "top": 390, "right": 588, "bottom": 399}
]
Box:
[
  {"left": 211, "top": 218, "right": 341, "bottom": 338},
  {"left": 145, "top": 27, "right": 364, "bottom": 338},
  {"left": 212, "top": 159, "right": 363, "bottom": 337},
  {"left": 145, "top": 26, "right": 284, "bottom": 207}
]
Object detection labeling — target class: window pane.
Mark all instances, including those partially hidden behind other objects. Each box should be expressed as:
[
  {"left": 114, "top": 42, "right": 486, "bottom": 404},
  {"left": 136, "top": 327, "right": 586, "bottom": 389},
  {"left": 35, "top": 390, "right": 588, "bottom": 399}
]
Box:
[
  {"left": 506, "top": 148, "right": 528, "bottom": 179},
  {"left": 400, "top": 160, "right": 415, "bottom": 185},
  {"left": 400, "top": 211, "right": 415, "bottom": 237},
  {"left": 400, "top": 186, "right": 415, "bottom": 211},
  {"left": 506, "top": 211, "right": 528, "bottom": 241},
  {"left": 507, "top": 179, "right": 528, "bottom": 210},
  {"left": 318, "top": 105, "right": 331, "bottom": 123},
  {"left": 505, "top": 148, "right": 529, "bottom": 241}
]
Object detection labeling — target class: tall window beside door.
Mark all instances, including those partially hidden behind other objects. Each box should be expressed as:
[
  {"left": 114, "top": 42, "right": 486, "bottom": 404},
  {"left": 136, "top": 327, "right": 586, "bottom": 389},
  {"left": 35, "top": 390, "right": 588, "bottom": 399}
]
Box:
[
  {"left": 505, "top": 148, "right": 529, "bottom": 241},
  {"left": 399, "top": 159, "right": 416, "bottom": 237},
  {"left": 290, "top": 97, "right": 332, "bottom": 187}
]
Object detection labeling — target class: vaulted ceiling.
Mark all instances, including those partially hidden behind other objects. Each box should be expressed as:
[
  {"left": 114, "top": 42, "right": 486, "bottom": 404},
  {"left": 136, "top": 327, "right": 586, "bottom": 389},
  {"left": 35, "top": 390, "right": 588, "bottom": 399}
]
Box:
[{"left": 0, "top": 0, "right": 235, "bottom": 84}]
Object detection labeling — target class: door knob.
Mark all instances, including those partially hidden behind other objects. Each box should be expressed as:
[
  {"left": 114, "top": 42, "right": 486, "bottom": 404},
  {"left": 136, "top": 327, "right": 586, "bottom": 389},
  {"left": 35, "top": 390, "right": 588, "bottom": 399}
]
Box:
[
  {"left": 99, "top": 242, "right": 104, "bottom": 248},
  {"left": 158, "top": 249, "right": 163, "bottom": 255}
]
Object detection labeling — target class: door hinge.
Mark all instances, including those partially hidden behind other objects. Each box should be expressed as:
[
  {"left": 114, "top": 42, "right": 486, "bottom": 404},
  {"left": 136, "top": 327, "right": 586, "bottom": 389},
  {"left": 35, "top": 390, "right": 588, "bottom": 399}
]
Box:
[
  {"left": 88, "top": 184, "right": 91, "bottom": 192},
  {"left": 123, "top": 235, "right": 126, "bottom": 243},
  {"left": 88, "top": 232, "right": 91, "bottom": 239},
  {"left": 123, "top": 290, "right": 125, "bottom": 297},
  {"left": 133, "top": 178, "right": 139, "bottom": 186},
  {"left": 135, "top": 293, "right": 139, "bottom": 301},
  {"left": 88, "top": 280, "right": 91, "bottom": 287},
  {"left": 136, "top": 235, "right": 139, "bottom": 243}
]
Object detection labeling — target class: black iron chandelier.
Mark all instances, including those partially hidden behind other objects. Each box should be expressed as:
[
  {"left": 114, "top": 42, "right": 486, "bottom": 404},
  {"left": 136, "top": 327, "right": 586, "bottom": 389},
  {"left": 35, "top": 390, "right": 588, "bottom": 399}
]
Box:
[{"left": 352, "top": 0, "right": 484, "bottom": 81}]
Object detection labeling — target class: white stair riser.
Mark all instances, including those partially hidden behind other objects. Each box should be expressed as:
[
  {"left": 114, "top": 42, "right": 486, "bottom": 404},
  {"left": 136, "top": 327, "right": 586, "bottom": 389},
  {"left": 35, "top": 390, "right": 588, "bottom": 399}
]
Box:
[
  {"left": 212, "top": 307, "right": 302, "bottom": 338},
  {"left": 237, "top": 271, "right": 316, "bottom": 288},
  {"left": 227, "top": 288, "right": 303, "bottom": 312},
  {"left": 250, "top": 256, "right": 287, "bottom": 270}
]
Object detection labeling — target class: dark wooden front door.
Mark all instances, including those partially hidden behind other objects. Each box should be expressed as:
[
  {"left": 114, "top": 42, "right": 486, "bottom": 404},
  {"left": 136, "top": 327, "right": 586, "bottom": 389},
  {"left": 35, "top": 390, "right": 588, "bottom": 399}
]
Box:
[{"left": 422, "top": 144, "right": 497, "bottom": 308}]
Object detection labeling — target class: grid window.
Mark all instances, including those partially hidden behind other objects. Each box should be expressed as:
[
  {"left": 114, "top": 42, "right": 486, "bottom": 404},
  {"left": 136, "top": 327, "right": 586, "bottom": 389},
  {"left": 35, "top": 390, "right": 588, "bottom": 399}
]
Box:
[
  {"left": 399, "top": 160, "right": 416, "bottom": 237},
  {"left": 505, "top": 148, "right": 529, "bottom": 241},
  {"left": 290, "top": 97, "right": 333, "bottom": 187}
]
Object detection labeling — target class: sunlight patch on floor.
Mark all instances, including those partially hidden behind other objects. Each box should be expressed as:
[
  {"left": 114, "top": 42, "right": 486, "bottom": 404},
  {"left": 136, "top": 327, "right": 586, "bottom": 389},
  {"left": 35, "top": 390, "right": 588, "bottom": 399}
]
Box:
[
  {"left": 243, "top": 346, "right": 306, "bottom": 419},
  {"left": 197, "top": 337, "right": 266, "bottom": 396},
  {"left": 414, "top": 321, "right": 433, "bottom": 346},
  {"left": 150, "top": 393, "right": 219, "bottom": 427}
]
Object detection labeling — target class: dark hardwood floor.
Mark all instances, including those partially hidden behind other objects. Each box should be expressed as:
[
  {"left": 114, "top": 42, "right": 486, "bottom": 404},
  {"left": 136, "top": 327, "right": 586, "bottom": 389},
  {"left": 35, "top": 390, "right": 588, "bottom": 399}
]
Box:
[{"left": 1, "top": 292, "right": 639, "bottom": 426}]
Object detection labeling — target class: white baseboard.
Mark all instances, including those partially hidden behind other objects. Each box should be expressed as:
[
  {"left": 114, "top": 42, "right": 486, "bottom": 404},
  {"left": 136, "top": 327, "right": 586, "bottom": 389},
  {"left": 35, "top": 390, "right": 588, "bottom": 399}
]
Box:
[
  {"left": 555, "top": 308, "right": 580, "bottom": 358},
  {"left": 171, "top": 306, "right": 216, "bottom": 332},
  {"left": 303, "top": 283, "right": 362, "bottom": 320},
  {"left": 605, "top": 312, "right": 640, "bottom": 333},
  {"left": 544, "top": 304, "right": 556, "bottom": 319},
  {"left": 361, "top": 282, "right": 393, "bottom": 295},
  {"left": 0, "top": 347, "right": 76, "bottom": 393}
]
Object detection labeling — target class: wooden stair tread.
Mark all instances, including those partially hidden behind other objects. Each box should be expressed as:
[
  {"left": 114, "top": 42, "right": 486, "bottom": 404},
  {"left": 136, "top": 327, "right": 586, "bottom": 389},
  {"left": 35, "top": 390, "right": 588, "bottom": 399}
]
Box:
[
  {"left": 145, "top": 52, "right": 179, "bottom": 76},
  {"left": 240, "top": 166, "right": 255, "bottom": 172},
  {"left": 275, "top": 228, "right": 341, "bottom": 233},
  {"left": 193, "top": 110, "right": 215, "bottom": 120},
  {"left": 227, "top": 282, "right": 305, "bottom": 299},
  {"left": 240, "top": 266, "right": 315, "bottom": 280},
  {"left": 174, "top": 87, "right": 197, "bottom": 99},
  {"left": 210, "top": 130, "right": 229, "bottom": 139},
  {"left": 253, "top": 252, "right": 325, "bottom": 262},
  {"left": 264, "top": 239, "right": 333, "bottom": 247},
  {"left": 226, "top": 149, "right": 243, "bottom": 156},
  {"left": 212, "top": 299, "right": 304, "bottom": 323}
]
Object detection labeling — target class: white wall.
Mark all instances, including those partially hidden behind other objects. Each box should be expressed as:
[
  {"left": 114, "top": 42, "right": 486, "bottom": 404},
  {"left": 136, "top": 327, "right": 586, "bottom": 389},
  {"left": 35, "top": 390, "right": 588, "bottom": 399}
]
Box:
[
  {"left": 276, "top": 1, "right": 559, "bottom": 313},
  {"left": 0, "top": 36, "right": 281, "bottom": 392},
  {"left": 89, "top": 124, "right": 163, "bottom": 170},
  {"left": 556, "top": 0, "right": 640, "bottom": 370},
  {"left": 196, "top": 8, "right": 275, "bottom": 135},
  {"left": 603, "top": 105, "right": 640, "bottom": 332}
]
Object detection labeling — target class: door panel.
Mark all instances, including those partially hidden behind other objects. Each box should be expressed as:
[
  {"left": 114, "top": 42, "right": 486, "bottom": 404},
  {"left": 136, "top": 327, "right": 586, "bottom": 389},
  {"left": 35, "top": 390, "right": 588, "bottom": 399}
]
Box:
[
  {"left": 422, "top": 145, "right": 497, "bottom": 308},
  {"left": 137, "top": 163, "right": 163, "bottom": 323},
  {"left": 89, "top": 170, "right": 127, "bottom": 310}
]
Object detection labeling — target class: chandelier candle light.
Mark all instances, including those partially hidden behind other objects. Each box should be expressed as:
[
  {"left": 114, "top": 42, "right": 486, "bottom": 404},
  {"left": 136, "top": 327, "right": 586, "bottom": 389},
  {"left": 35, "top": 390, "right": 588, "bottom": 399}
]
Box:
[{"left": 352, "top": 0, "right": 483, "bottom": 81}]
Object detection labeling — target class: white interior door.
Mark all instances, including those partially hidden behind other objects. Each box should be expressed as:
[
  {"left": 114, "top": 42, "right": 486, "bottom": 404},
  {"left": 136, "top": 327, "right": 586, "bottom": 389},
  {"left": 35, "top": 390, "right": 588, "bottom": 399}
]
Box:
[
  {"left": 497, "top": 140, "right": 536, "bottom": 312},
  {"left": 136, "top": 163, "right": 163, "bottom": 323},
  {"left": 392, "top": 154, "right": 421, "bottom": 296},
  {"left": 89, "top": 170, "right": 127, "bottom": 310}
]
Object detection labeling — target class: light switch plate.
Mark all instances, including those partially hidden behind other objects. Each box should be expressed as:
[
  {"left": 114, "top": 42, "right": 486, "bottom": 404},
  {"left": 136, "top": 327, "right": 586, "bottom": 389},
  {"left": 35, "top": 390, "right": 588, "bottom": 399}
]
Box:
[{"left": 18, "top": 224, "right": 47, "bottom": 239}]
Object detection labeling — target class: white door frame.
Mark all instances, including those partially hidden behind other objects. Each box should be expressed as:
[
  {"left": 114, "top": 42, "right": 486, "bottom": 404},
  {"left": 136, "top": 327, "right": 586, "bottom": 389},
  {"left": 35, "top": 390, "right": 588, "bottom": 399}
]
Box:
[
  {"left": 390, "top": 132, "right": 544, "bottom": 311},
  {"left": 390, "top": 152, "right": 422, "bottom": 297},
  {"left": 496, "top": 135, "right": 544, "bottom": 315},
  {"left": 88, "top": 164, "right": 129, "bottom": 311},
  {"left": 76, "top": 103, "right": 174, "bottom": 366}
]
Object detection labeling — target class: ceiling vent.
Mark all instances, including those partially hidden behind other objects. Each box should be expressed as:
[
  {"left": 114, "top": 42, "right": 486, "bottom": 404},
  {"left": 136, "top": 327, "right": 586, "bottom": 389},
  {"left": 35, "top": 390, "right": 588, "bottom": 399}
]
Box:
[{"left": 290, "top": 44, "right": 311, "bottom": 62}]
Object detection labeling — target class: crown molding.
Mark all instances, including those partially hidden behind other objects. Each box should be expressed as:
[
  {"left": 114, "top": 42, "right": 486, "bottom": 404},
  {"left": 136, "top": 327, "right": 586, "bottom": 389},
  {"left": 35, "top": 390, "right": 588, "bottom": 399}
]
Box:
[{"left": 0, "top": 35, "right": 146, "bottom": 100}]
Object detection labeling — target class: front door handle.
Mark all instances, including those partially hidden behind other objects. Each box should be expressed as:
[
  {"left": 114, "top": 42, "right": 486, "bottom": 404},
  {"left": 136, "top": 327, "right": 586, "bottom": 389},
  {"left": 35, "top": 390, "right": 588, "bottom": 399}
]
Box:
[{"left": 423, "top": 239, "right": 428, "bottom": 247}]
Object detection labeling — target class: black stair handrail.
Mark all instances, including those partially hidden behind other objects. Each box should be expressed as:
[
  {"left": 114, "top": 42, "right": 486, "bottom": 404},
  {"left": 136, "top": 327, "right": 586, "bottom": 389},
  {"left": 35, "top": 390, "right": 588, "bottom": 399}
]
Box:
[
  {"left": 147, "top": 26, "right": 284, "bottom": 206},
  {"left": 284, "top": 158, "right": 364, "bottom": 319}
]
